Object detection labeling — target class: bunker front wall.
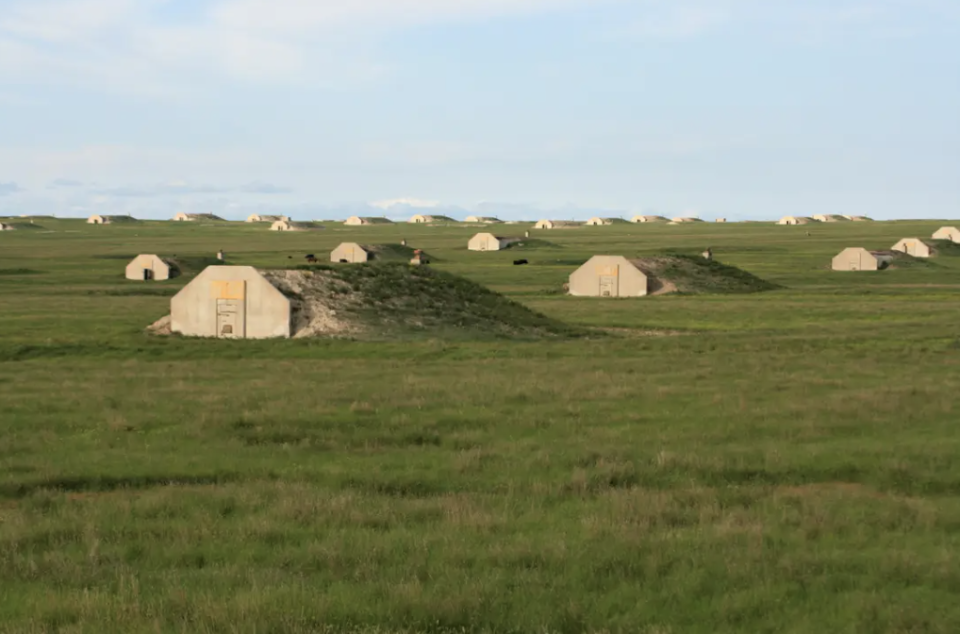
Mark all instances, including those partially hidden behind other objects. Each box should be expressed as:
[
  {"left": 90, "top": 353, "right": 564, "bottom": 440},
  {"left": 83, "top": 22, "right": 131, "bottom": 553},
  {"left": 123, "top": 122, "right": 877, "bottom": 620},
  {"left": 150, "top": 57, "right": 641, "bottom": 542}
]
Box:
[
  {"left": 171, "top": 267, "right": 292, "bottom": 339},
  {"left": 125, "top": 255, "right": 171, "bottom": 281},
  {"left": 569, "top": 256, "right": 648, "bottom": 297}
]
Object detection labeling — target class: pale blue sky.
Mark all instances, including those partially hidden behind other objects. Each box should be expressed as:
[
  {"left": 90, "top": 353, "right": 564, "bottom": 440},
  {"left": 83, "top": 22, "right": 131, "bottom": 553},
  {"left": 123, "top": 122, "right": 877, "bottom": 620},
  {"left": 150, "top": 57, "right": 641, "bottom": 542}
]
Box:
[{"left": 0, "top": 0, "right": 958, "bottom": 220}]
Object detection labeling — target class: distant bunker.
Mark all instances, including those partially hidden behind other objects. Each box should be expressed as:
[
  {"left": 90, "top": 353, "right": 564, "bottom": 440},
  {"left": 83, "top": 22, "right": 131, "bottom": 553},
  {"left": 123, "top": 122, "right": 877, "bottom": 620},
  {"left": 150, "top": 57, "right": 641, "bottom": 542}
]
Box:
[
  {"left": 330, "top": 243, "right": 424, "bottom": 264},
  {"left": 468, "top": 233, "right": 523, "bottom": 252},
  {"left": 160, "top": 263, "right": 573, "bottom": 340},
  {"left": 126, "top": 254, "right": 179, "bottom": 281},
  {"left": 891, "top": 238, "right": 936, "bottom": 259},
  {"left": 569, "top": 255, "right": 777, "bottom": 298},
  {"left": 832, "top": 248, "right": 894, "bottom": 271}
]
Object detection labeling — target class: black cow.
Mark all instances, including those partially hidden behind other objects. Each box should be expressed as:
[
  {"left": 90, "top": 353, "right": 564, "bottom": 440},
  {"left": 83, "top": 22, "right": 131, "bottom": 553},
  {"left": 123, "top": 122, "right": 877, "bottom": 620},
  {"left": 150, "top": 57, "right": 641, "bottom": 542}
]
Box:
[{"left": 513, "top": 259, "right": 529, "bottom": 266}]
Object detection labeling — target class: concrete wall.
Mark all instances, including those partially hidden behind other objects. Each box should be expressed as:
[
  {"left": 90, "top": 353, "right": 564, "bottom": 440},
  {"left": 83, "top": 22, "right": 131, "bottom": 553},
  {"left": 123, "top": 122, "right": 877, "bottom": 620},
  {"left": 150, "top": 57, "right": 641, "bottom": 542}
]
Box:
[
  {"left": 933, "top": 227, "right": 960, "bottom": 242},
  {"left": 126, "top": 254, "right": 173, "bottom": 281},
  {"left": 171, "top": 266, "right": 291, "bottom": 339},
  {"left": 892, "top": 238, "right": 931, "bottom": 258},
  {"left": 331, "top": 242, "right": 370, "bottom": 263},
  {"left": 270, "top": 220, "right": 310, "bottom": 232},
  {"left": 569, "top": 255, "right": 648, "bottom": 298},
  {"left": 832, "top": 248, "right": 879, "bottom": 271},
  {"left": 468, "top": 233, "right": 507, "bottom": 251}
]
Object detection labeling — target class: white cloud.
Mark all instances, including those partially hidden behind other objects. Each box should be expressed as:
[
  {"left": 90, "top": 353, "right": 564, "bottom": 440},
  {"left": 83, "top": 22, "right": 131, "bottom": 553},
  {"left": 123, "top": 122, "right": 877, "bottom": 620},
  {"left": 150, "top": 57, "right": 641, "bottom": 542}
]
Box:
[
  {"left": 371, "top": 197, "right": 441, "bottom": 210},
  {"left": 0, "top": 182, "right": 24, "bottom": 196},
  {"left": 615, "top": 0, "right": 960, "bottom": 42},
  {"left": 1, "top": 0, "right": 955, "bottom": 95},
  {"left": 210, "top": 0, "right": 593, "bottom": 32},
  {"left": 0, "top": 0, "right": 598, "bottom": 92}
]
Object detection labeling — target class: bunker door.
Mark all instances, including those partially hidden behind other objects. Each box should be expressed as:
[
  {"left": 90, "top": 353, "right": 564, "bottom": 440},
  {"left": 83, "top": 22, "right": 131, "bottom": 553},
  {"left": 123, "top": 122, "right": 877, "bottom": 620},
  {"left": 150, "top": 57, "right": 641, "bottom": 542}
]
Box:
[
  {"left": 211, "top": 280, "right": 247, "bottom": 338},
  {"left": 216, "top": 299, "right": 245, "bottom": 338}
]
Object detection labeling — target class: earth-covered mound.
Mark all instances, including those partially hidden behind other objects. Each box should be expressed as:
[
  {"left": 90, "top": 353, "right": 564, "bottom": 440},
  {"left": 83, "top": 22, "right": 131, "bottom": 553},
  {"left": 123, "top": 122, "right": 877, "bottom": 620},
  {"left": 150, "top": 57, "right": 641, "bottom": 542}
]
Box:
[
  {"left": 632, "top": 255, "right": 780, "bottom": 295},
  {"left": 263, "top": 263, "right": 581, "bottom": 339}
]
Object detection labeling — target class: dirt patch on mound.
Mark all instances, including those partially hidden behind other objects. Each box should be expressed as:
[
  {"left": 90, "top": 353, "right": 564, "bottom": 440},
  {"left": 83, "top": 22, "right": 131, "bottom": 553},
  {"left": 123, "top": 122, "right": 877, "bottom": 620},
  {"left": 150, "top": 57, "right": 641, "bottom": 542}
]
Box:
[
  {"left": 260, "top": 269, "right": 361, "bottom": 338},
  {"left": 147, "top": 315, "right": 172, "bottom": 335}
]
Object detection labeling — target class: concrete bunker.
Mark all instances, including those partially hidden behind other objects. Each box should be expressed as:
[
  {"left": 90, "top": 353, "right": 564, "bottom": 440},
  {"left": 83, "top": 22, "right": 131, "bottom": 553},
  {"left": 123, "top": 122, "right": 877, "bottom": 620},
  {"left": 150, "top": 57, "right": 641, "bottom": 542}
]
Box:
[
  {"left": 933, "top": 226, "right": 960, "bottom": 243},
  {"left": 126, "top": 254, "right": 178, "bottom": 281},
  {"left": 408, "top": 215, "right": 457, "bottom": 224},
  {"left": 892, "top": 238, "right": 936, "bottom": 258},
  {"left": 468, "top": 233, "right": 522, "bottom": 252},
  {"left": 345, "top": 216, "right": 393, "bottom": 226},
  {"left": 778, "top": 216, "right": 814, "bottom": 225},
  {"left": 171, "top": 266, "right": 292, "bottom": 339},
  {"left": 569, "top": 256, "right": 649, "bottom": 298},
  {"left": 534, "top": 220, "right": 584, "bottom": 230},
  {"left": 331, "top": 242, "right": 372, "bottom": 263},
  {"left": 832, "top": 247, "right": 892, "bottom": 271}
]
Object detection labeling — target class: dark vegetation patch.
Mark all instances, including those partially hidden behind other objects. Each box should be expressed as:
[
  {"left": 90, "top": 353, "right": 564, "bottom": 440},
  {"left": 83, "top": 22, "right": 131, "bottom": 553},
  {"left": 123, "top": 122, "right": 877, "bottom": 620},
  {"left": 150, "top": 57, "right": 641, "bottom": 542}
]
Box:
[
  {"left": 532, "top": 257, "right": 590, "bottom": 266},
  {"left": 0, "top": 472, "right": 243, "bottom": 499},
  {"left": 92, "top": 254, "right": 137, "bottom": 260},
  {"left": 86, "top": 287, "right": 180, "bottom": 297},
  {"left": 0, "top": 268, "right": 44, "bottom": 276},
  {"left": 2, "top": 223, "right": 45, "bottom": 231},
  {"left": 510, "top": 238, "right": 561, "bottom": 250}
]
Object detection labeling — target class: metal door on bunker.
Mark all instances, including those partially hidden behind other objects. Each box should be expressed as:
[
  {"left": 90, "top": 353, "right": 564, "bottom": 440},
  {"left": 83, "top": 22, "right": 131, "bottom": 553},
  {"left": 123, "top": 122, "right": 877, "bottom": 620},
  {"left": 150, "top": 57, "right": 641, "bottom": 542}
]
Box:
[
  {"left": 599, "top": 275, "right": 618, "bottom": 297},
  {"left": 216, "top": 299, "right": 245, "bottom": 338}
]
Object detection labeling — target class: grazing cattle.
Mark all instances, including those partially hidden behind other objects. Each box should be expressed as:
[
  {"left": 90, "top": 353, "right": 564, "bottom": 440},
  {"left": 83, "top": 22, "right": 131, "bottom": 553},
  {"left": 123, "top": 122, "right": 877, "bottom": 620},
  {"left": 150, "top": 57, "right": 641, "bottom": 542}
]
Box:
[
  {"left": 513, "top": 259, "right": 529, "bottom": 265},
  {"left": 305, "top": 254, "right": 318, "bottom": 263}
]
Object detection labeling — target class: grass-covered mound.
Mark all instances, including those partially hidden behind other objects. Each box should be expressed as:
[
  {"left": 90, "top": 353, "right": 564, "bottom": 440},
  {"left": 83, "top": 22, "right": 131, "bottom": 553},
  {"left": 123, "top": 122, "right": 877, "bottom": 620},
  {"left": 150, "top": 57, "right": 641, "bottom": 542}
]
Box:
[
  {"left": 265, "top": 263, "right": 582, "bottom": 339},
  {"left": 929, "top": 240, "right": 960, "bottom": 256},
  {"left": 366, "top": 243, "right": 433, "bottom": 262},
  {"left": 633, "top": 255, "right": 780, "bottom": 295}
]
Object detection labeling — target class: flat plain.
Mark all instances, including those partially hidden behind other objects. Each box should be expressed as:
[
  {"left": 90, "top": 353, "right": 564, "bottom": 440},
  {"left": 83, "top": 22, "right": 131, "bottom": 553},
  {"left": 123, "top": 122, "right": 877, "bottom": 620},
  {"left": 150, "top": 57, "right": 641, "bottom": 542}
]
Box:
[{"left": 1, "top": 217, "right": 960, "bottom": 633}]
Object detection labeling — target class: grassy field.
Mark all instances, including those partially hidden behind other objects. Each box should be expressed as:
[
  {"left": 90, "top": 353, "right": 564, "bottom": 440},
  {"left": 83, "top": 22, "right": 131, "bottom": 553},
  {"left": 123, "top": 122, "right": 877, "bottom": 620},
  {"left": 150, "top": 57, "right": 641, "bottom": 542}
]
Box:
[{"left": 1, "top": 217, "right": 960, "bottom": 633}]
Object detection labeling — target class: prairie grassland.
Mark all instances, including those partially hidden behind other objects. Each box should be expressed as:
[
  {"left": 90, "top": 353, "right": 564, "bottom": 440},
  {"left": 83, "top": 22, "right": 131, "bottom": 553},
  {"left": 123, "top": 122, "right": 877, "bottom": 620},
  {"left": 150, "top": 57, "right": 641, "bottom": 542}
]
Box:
[{"left": 1, "top": 218, "right": 960, "bottom": 633}]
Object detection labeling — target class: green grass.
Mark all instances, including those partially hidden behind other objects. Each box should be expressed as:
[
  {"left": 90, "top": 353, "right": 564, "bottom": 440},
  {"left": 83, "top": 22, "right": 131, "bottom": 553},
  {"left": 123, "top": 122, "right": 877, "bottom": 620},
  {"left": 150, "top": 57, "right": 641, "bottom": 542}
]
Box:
[{"left": 2, "top": 218, "right": 960, "bottom": 633}]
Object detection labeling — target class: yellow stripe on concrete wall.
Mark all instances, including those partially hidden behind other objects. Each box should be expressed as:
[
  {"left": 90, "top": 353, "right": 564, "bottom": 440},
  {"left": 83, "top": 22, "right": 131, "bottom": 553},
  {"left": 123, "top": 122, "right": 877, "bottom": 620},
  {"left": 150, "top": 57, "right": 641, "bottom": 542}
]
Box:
[{"left": 210, "top": 281, "right": 246, "bottom": 300}]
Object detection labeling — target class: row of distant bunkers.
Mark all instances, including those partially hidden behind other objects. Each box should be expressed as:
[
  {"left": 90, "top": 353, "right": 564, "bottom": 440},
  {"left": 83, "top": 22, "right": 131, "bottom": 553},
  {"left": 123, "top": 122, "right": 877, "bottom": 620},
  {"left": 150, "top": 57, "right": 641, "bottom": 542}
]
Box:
[
  {"left": 120, "top": 219, "right": 960, "bottom": 340},
  {"left": 6, "top": 212, "right": 958, "bottom": 340},
  {"left": 68, "top": 212, "right": 882, "bottom": 227}
]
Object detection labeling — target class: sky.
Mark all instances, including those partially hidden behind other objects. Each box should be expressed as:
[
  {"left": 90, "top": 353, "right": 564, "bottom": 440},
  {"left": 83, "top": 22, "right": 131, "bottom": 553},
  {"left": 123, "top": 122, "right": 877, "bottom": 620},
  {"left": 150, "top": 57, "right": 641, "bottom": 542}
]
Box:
[{"left": 0, "top": 0, "right": 958, "bottom": 221}]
